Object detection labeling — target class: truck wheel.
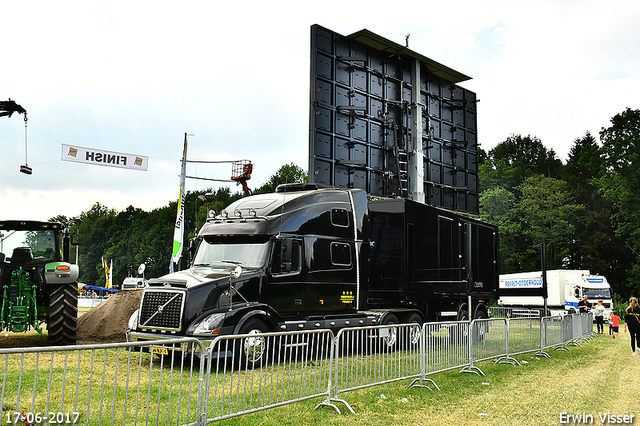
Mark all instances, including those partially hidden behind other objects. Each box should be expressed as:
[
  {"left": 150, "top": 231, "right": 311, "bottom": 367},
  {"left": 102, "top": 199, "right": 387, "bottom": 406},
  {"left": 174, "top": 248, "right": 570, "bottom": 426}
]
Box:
[
  {"left": 48, "top": 282, "right": 78, "bottom": 345},
  {"left": 379, "top": 314, "right": 399, "bottom": 352},
  {"left": 236, "top": 319, "right": 269, "bottom": 369}
]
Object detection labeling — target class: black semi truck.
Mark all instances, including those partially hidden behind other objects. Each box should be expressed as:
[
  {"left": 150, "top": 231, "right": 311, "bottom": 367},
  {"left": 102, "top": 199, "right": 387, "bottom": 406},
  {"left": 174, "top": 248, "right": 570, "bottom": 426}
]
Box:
[{"left": 127, "top": 184, "right": 498, "bottom": 363}]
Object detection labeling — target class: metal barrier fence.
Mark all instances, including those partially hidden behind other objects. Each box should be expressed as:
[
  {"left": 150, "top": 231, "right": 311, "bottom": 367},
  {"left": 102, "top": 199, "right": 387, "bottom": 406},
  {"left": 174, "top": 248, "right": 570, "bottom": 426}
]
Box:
[
  {"left": 201, "top": 329, "right": 334, "bottom": 423},
  {"left": 326, "top": 323, "right": 424, "bottom": 413},
  {"left": 541, "top": 315, "right": 564, "bottom": 354},
  {"left": 508, "top": 317, "right": 542, "bottom": 358},
  {"left": 0, "top": 313, "right": 595, "bottom": 425},
  {"left": 0, "top": 338, "right": 206, "bottom": 426},
  {"left": 488, "top": 306, "right": 541, "bottom": 318},
  {"left": 423, "top": 321, "right": 469, "bottom": 376}
]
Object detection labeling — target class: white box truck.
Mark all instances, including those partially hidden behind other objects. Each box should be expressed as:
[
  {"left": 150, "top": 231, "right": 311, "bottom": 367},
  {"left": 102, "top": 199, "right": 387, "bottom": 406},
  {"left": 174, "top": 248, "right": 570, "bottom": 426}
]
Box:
[{"left": 498, "top": 269, "right": 612, "bottom": 316}]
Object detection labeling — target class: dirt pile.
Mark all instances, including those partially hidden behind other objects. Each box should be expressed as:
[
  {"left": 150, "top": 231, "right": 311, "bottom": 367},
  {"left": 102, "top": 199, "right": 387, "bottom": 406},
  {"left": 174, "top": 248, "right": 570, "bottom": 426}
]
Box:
[{"left": 77, "top": 289, "right": 142, "bottom": 344}]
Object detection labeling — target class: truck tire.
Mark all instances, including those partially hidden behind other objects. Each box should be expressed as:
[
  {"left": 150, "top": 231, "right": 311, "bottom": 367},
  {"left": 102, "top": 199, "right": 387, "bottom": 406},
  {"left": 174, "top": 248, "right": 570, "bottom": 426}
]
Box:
[
  {"left": 451, "top": 304, "right": 469, "bottom": 345},
  {"left": 235, "top": 318, "right": 269, "bottom": 369},
  {"left": 48, "top": 282, "right": 78, "bottom": 345},
  {"left": 401, "top": 313, "right": 423, "bottom": 350},
  {"left": 378, "top": 313, "right": 399, "bottom": 352},
  {"left": 472, "top": 308, "right": 488, "bottom": 343}
]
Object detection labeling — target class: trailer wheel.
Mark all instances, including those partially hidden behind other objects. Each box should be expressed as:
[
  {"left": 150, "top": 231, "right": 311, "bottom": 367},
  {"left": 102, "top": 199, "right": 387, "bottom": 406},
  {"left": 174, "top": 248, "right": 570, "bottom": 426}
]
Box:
[
  {"left": 403, "top": 313, "right": 423, "bottom": 349},
  {"left": 48, "top": 282, "right": 78, "bottom": 345},
  {"left": 472, "top": 308, "right": 488, "bottom": 342},
  {"left": 451, "top": 304, "right": 469, "bottom": 345},
  {"left": 235, "top": 319, "right": 269, "bottom": 369}
]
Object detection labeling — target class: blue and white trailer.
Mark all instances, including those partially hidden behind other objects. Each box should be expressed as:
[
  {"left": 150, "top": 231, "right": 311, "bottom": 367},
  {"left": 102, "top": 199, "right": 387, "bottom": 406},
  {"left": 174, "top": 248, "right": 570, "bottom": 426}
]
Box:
[{"left": 498, "top": 269, "right": 612, "bottom": 316}]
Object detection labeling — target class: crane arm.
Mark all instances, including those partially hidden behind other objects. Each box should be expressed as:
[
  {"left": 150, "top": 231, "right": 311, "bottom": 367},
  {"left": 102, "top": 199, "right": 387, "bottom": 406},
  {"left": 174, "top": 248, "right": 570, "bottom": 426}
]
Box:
[{"left": 0, "top": 99, "right": 26, "bottom": 118}]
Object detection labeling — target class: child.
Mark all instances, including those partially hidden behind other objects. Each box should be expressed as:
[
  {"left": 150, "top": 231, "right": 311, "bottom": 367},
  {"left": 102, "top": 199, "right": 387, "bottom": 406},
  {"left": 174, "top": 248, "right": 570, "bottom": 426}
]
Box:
[
  {"left": 608, "top": 314, "right": 613, "bottom": 335},
  {"left": 610, "top": 310, "right": 620, "bottom": 339}
]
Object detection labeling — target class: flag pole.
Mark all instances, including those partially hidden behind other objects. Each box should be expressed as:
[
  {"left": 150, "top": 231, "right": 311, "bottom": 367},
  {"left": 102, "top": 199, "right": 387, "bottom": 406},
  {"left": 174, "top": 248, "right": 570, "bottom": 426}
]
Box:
[{"left": 170, "top": 133, "right": 188, "bottom": 273}]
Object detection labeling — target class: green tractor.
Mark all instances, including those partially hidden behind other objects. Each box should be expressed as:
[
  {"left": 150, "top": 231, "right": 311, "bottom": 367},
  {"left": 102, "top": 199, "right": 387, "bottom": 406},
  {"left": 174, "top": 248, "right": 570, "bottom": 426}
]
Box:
[{"left": 0, "top": 221, "right": 78, "bottom": 345}]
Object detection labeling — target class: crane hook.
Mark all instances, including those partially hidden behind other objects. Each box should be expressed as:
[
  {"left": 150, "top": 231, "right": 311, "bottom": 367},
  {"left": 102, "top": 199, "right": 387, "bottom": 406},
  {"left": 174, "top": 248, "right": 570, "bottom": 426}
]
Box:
[{"left": 20, "top": 112, "right": 32, "bottom": 175}]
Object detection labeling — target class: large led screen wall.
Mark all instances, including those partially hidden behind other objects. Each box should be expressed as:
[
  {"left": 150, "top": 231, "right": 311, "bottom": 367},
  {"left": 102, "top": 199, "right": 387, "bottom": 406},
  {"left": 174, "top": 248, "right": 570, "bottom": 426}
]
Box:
[{"left": 309, "top": 25, "right": 479, "bottom": 214}]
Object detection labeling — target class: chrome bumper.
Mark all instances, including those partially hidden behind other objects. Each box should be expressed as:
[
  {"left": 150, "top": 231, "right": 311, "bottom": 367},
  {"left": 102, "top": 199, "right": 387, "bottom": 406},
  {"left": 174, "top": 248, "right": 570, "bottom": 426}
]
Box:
[{"left": 126, "top": 330, "right": 229, "bottom": 358}]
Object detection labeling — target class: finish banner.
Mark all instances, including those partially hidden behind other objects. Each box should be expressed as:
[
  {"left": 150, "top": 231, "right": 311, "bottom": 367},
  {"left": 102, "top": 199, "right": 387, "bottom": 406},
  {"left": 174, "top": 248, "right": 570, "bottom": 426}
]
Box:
[{"left": 61, "top": 144, "right": 148, "bottom": 171}]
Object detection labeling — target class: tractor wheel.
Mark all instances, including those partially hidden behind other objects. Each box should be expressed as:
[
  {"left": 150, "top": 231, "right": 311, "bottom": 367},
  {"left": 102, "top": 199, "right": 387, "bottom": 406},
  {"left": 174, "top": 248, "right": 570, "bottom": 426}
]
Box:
[{"left": 48, "top": 282, "right": 78, "bottom": 345}]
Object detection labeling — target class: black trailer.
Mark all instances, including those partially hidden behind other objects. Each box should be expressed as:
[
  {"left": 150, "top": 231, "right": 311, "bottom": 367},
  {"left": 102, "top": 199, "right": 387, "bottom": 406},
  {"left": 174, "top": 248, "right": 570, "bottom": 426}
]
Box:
[{"left": 367, "top": 198, "right": 498, "bottom": 321}]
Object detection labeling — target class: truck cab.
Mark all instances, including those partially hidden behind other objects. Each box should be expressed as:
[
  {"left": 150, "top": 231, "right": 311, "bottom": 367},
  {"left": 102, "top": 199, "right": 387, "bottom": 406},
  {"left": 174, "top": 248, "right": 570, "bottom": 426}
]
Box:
[
  {"left": 127, "top": 186, "right": 370, "bottom": 346},
  {"left": 565, "top": 275, "right": 612, "bottom": 314}
]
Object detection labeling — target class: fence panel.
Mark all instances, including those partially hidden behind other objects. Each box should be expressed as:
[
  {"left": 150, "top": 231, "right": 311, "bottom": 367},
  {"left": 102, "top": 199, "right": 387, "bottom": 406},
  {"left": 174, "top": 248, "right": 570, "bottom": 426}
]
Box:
[
  {"left": 202, "top": 329, "right": 334, "bottom": 423},
  {"left": 583, "top": 313, "right": 595, "bottom": 338},
  {"left": 470, "top": 318, "right": 507, "bottom": 365},
  {"left": 0, "top": 338, "right": 205, "bottom": 426},
  {"left": 489, "top": 307, "right": 540, "bottom": 318},
  {"left": 508, "top": 317, "right": 541, "bottom": 357},
  {"left": 331, "top": 324, "right": 422, "bottom": 403},
  {"left": 572, "top": 314, "right": 584, "bottom": 343},
  {"left": 422, "top": 321, "right": 469, "bottom": 375},
  {"left": 541, "top": 316, "right": 563, "bottom": 350}
]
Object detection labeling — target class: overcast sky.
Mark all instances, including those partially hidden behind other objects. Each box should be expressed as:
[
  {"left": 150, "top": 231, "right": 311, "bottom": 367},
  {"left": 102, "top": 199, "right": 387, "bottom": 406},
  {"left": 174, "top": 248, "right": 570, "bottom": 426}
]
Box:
[{"left": 2, "top": 0, "right": 640, "bottom": 221}]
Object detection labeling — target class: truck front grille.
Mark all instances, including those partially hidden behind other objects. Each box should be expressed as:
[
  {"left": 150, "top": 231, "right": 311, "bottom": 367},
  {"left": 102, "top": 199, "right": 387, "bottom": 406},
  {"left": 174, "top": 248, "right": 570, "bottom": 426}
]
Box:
[{"left": 138, "top": 289, "right": 185, "bottom": 331}]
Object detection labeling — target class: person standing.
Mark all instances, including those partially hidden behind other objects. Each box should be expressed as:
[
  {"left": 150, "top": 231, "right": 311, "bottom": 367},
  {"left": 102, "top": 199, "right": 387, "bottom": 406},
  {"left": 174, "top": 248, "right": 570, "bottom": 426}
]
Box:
[
  {"left": 623, "top": 297, "right": 640, "bottom": 356},
  {"left": 593, "top": 300, "right": 606, "bottom": 334},
  {"left": 577, "top": 295, "right": 592, "bottom": 313},
  {"left": 610, "top": 311, "right": 620, "bottom": 339}
]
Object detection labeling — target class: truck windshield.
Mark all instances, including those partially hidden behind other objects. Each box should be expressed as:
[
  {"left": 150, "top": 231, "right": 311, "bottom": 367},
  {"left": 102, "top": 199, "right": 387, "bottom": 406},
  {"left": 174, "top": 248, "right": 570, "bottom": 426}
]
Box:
[
  {"left": 193, "top": 241, "right": 269, "bottom": 269},
  {"left": 0, "top": 229, "right": 57, "bottom": 263},
  {"left": 583, "top": 288, "right": 611, "bottom": 299}
]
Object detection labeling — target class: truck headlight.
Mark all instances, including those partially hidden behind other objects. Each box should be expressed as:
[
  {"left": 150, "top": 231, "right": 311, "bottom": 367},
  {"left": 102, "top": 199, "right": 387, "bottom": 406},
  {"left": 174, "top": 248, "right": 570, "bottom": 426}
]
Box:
[
  {"left": 128, "top": 309, "right": 139, "bottom": 330},
  {"left": 189, "top": 313, "right": 226, "bottom": 336}
]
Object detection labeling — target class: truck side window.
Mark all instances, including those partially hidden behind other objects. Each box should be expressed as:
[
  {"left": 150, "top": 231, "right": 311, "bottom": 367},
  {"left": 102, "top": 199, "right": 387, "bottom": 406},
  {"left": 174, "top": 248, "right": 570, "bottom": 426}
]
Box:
[
  {"left": 271, "top": 239, "right": 301, "bottom": 275},
  {"left": 331, "top": 208, "right": 350, "bottom": 227},
  {"left": 330, "top": 242, "right": 352, "bottom": 266}
]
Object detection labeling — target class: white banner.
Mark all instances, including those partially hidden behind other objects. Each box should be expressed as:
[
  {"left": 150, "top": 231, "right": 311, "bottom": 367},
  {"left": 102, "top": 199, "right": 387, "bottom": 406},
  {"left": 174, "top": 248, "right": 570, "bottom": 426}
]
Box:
[{"left": 61, "top": 144, "right": 148, "bottom": 171}]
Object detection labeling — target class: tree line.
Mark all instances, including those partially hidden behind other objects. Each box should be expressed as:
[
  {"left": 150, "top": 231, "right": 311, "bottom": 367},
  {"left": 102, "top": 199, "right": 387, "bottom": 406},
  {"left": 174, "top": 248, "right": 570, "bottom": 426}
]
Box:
[
  {"left": 480, "top": 108, "right": 640, "bottom": 300},
  {"left": 54, "top": 109, "right": 640, "bottom": 300}
]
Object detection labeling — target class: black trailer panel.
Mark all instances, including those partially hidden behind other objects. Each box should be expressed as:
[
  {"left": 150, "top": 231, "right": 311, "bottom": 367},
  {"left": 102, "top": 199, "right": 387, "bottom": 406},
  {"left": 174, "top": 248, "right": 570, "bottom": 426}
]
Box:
[{"left": 367, "top": 199, "right": 497, "bottom": 309}]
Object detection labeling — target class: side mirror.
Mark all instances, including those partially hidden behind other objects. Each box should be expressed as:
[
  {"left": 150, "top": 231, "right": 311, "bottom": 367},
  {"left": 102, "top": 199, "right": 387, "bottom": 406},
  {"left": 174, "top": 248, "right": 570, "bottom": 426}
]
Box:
[
  {"left": 574, "top": 288, "right": 580, "bottom": 298},
  {"left": 232, "top": 265, "right": 242, "bottom": 278},
  {"left": 188, "top": 237, "right": 199, "bottom": 264}
]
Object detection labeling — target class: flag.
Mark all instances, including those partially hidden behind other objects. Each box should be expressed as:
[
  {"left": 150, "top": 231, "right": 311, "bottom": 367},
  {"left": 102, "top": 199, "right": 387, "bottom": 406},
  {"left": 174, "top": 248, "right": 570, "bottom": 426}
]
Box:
[
  {"left": 108, "top": 259, "right": 113, "bottom": 289},
  {"left": 102, "top": 257, "right": 111, "bottom": 288},
  {"left": 171, "top": 134, "right": 188, "bottom": 271}
]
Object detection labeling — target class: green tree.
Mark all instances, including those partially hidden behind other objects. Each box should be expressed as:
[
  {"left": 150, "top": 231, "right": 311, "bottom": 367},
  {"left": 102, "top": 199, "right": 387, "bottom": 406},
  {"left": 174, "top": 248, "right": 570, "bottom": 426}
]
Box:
[
  {"left": 254, "top": 163, "right": 307, "bottom": 194},
  {"left": 484, "top": 134, "right": 563, "bottom": 192},
  {"left": 516, "top": 175, "right": 584, "bottom": 271},
  {"left": 76, "top": 203, "right": 117, "bottom": 286},
  {"left": 593, "top": 108, "right": 640, "bottom": 297},
  {"left": 479, "top": 187, "right": 521, "bottom": 273},
  {"left": 562, "top": 132, "right": 632, "bottom": 292}
]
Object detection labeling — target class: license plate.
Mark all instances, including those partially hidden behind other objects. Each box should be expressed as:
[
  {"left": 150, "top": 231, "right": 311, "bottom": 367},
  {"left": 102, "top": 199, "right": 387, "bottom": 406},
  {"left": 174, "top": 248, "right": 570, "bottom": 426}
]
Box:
[{"left": 148, "top": 346, "right": 169, "bottom": 355}]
